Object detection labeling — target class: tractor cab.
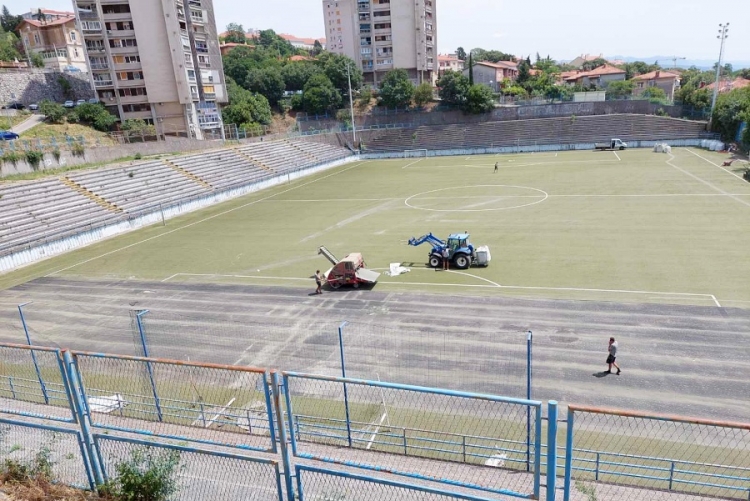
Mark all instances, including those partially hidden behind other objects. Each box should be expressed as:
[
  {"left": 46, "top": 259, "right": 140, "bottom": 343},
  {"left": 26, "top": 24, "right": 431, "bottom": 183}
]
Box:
[{"left": 446, "top": 233, "right": 472, "bottom": 255}]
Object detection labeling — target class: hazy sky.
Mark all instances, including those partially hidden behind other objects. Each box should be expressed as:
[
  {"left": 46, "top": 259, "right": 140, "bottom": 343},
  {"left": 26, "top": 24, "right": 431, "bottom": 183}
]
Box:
[{"left": 26, "top": 0, "right": 750, "bottom": 63}]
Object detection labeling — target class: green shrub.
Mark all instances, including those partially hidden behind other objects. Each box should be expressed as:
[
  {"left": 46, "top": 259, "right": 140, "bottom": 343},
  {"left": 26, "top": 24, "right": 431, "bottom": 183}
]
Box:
[
  {"left": 24, "top": 150, "right": 44, "bottom": 171},
  {"left": 71, "top": 142, "right": 85, "bottom": 157},
  {"left": 101, "top": 446, "right": 182, "bottom": 501},
  {"left": 134, "top": 152, "right": 142, "bottom": 160},
  {"left": 52, "top": 148, "right": 61, "bottom": 163},
  {"left": 39, "top": 100, "right": 67, "bottom": 124},
  {"left": 2, "top": 151, "right": 21, "bottom": 166},
  {"left": 2, "top": 441, "right": 55, "bottom": 483}
]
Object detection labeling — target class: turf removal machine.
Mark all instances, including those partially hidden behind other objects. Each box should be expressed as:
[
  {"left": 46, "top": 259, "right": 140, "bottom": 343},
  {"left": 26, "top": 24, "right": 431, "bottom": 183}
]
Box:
[
  {"left": 318, "top": 246, "right": 381, "bottom": 289},
  {"left": 408, "top": 232, "right": 491, "bottom": 269}
]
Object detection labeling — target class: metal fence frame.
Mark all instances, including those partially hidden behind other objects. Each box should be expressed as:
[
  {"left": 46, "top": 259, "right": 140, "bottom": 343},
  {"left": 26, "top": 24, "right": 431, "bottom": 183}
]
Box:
[
  {"left": 563, "top": 404, "right": 750, "bottom": 501},
  {"left": 282, "top": 371, "right": 544, "bottom": 500}
]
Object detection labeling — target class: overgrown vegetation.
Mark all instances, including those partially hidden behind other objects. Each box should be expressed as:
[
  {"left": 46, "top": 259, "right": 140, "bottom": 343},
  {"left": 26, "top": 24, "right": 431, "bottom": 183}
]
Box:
[
  {"left": 72, "top": 142, "right": 85, "bottom": 157},
  {"left": 710, "top": 86, "right": 750, "bottom": 150},
  {"left": 24, "top": 149, "right": 44, "bottom": 170},
  {"left": 99, "top": 447, "right": 182, "bottom": 501}
]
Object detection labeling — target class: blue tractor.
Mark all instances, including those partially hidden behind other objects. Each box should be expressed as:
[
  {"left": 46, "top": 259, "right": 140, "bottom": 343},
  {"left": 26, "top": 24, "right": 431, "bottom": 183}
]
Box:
[{"left": 408, "top": 232, "right": 491, "bottom": 269}]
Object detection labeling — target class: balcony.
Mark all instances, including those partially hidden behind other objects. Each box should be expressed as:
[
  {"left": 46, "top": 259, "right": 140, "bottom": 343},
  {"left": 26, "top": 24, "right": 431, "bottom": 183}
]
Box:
[
  {"left": 78, "top": 11, "right": 99, "bottom": 20},
  {"left": 117, "top": 78, "right": 144, "bottom": 87},
  {"left": 81, "top": 21, "right": 102, "bottom": 32},
  {"left": 90, "top": 62, "right": 109, "bottom": 70},
  {"left": 113, "top": 62, "right": 141, "bottom": 71},
  {"left": 93, "top": 79, "right": 114, "bottom": 87},
  {"left": 85, "top": 45, "right": 106, "bottom": 53},
  {"left": 119, "top": 94, "right": 148, "bottom": 104},
  {"left": 202, "top": 92, "right": 216, "bottom": 100},
  {"left": 107, "top": 29, "right": 134, "bottom": 38},
  {"left": 109, "top": 45, "right": 139, "bottom": 54},
  {"left": 121, "top": 109, "right": 152, "bottom": 119}
]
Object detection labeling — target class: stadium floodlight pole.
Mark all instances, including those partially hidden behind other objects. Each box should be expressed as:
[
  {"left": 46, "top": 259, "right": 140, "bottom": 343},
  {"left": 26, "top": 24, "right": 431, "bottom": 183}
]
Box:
[
  {"left": 347, "top": 62, "right": 357, "bottom": 146},
  {"left": 709, "top": 23, "right": 730, "bottom": 125}
]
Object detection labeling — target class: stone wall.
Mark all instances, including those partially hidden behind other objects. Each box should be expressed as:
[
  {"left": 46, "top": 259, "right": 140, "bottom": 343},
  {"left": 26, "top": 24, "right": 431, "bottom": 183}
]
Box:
[
  {"left": 298, "top": 100, "right": 686, "bottom": 132},
  {"left": 0, "top": 70, "right": 94, "bottom": 105},
  {"left": 0, "top": 136, "right": 222, "bottom": 177}
]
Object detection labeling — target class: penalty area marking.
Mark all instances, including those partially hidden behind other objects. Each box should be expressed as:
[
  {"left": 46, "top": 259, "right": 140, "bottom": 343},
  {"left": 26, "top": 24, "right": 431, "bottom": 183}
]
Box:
[
  {"left": 161, "top": 271, "right": 721, "bottom": 307},
  {"left": 685, "top": 148, "right": 748, "bottom": 183},
  {"left": 401, "top": 158, "right": 425, "bottom": 169},
  {"left": 613, "top": 151, "right": 621, "bottom": 161},
  {"left": 405, "top": 185, "right": 549, "bottom": 212}
]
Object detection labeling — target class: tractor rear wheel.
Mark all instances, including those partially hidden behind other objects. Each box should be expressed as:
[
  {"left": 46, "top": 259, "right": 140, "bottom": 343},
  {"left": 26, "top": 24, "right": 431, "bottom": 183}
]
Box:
[
  {"left": 453, "top": 254, "right": 470, "bottom": 269},
  {"left": 353, "top": 282, "right": 359, "bottom": 289},
  {"left": 429, "top": 255, "right": 442, "bottom": 268},
  {"left": 329, "top": 280, "right": 341, "bottom": 290}
]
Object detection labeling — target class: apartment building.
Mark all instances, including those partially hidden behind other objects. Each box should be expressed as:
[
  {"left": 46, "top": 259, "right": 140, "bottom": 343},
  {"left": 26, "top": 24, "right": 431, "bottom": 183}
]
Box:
[
  {"left": 17, "top": 9, "right": 87, "bottom": 72},
  {"left": 74, "top": 0, "right": 227, "bottom": 139},
  {"left": 322, "top": 0, "right": 436, "bottom": 86}
]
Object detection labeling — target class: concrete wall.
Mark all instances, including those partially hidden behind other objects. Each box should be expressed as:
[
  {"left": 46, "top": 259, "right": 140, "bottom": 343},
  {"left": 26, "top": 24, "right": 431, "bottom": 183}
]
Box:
[
  {"left": 0, "top": 70, "right": 94, "bottom": 104},
  {"left": 0, "top": 136, "right": 223, "bottom": 177},
  {"left": 298, "top": 99, "right": 686, "bottom": 132}
]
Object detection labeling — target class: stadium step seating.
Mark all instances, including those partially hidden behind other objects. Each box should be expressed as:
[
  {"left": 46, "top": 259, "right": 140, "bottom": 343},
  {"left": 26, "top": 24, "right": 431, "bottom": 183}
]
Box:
[
  {"left": 163, "top": 159, "right": 215, "bottom": 190},
  {"left": 60, "top": 177, "right": 123, "bottom": 213},
  {"left": 169, "top": 150, "right": 274, "bottom": 191}
]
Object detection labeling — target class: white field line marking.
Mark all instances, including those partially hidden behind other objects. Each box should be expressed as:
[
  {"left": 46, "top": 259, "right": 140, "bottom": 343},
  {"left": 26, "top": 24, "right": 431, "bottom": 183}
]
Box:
[
  {"left": 162, "top": 272, "right": 719, "bottom": 305},
  {"left": 45, "top": 160, "right": 371, "bottom": 276},
  {"left": 265, "top": 198, "right": 400, "bottom": 202},
  {"left": 412, "top": 193, "right": 750, "bottom": 201},
  {"left": 685, "top": 148, "right": 748, "bottom": 183},
  {"left": 207, "top": 397, "right": 236, "bottom": 428},
  {"left": 300, "top": 199, "right": 397, "bottom": 243},
  {"left": 665, "top": 154, "right": 750, "bottom": 209},
  {"left": 161, "top": 273, "right": 180, "bottom": 283},
  {"left": 613, "top": 151, "right": 621, "bottom": 161},
  {"left": 366, "top": 412, "right": 389, "bottom": 450},
  {"left": 401, "top": 157, "right": 424, "bottom": 169}
]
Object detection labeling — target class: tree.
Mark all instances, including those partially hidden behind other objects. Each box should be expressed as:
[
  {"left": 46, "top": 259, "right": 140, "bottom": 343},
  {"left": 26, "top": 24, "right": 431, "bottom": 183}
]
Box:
[
  {"left": 0, "top": 27, "right": 23, "bottom": 63},
  {"left": 71, "top": 102, "right": 116, "bottom": 131},
  {"left": 711, "top": 86, "right": 750, "bottom": 140},
  {"left": 39, "top": 100, "right": 65, "bottom": 123},
  {"left": 256, "top": 29, "right": 295, "bottom": 57},
  {"left": 223, "top": 79, "right": 272, "bottom": 127},
  {"left": 0, "top": 5, "right": 22, "bottom": 33},
  {"left": 606, "top": 80, "right": 635, "bottom": 99},
  {"left": 413, "top": 82, "right": 433, "bottom": 108},
  {"left": 467, "top": 53, "right": 473, "bottom": 85},
  {"left": 641, "top": 87, "right": 667, "bottom": 100},
  {"left": 312, "top": 40, "right": 323, "bottom": 56},
  {"left": 581, "top": 58, "right": 609, "bottom": 71},
  {"left": 379, "top": 69, "right": 415, "bottom": 108},
  {"left": 517, "top": 60, "right": 531, "bottom": 86},
  {"left": 455, "top": 47, "right": 466, "bottom": 61},
  {"left": 245, "top": 66, "right": 286, "bottom": 106},
  {"left": 470, "top": 48, "right": 486, "bottom": 63},
  {"left": 222, "top": 45, "right": 259, "bottom": 84},
  {"left": 281, "top": 61, "right": 322, "bottom": 92},
  {"left": 318, "top": 53, "right": 363, "bottom": 97},
  {"left": 437, "top": 70, "right": 470, "bottom": 106},
  {"left": 622, "top": 61, "right": 660, "bottom": 79},
  {"left": 223, "top": 23, "right": 246, "bottom": 44},
  {"left": 464, "top": 84, "right": 495, "bottom": 113},
  {"left": 30, "top": 52, "right": 44, "bottom": 67},
  {"left": 302, "top": 73, "right": 342, "bottom": 114}
]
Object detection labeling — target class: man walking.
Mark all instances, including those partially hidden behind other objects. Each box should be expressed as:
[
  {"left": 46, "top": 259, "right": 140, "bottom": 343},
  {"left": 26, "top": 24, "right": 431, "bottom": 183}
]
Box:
[
  {"left": 442, "top": 247, "right": 450, "bottom": 271},
  {"left": 314, "top": 270, "right": 324, "bottom": 294},
  {"left": 606, "top": 337, "right": 621, "bottom": 375},
  {"left": 494, "top": 162, "right": 498, "bottom": 173}
]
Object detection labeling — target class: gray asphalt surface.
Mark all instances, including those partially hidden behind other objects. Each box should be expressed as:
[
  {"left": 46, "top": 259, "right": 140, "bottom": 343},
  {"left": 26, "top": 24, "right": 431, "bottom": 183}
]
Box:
[
  {"left": 0, "top": 277, "right": 748, "bottom": 422},
  {"left": 10, "top": 113, "right": 45, "bottom": 134}
]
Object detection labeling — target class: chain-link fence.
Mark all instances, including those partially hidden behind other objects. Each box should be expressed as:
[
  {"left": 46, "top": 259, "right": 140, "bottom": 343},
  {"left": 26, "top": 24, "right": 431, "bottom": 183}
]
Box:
[
  {"left": 296, "top": 465, "right": 500, "bottom": 501},
  {"left": 72, "top": 352, "right": 275, "bottom": 452},
  {"left": 284, "top": 372, "right": 542, "bottom": 498},
  {"left": 95, "top": 435, "right": 283, "bottom": 501},
  {"left": 0, "top": 344, "right": 74, "bottom": 422},
  {"left": 0, "top": 417, "right": 94, "bottom": 489},
  {"left": 564, "top": 405, "right": 750, "bottom": 501}
]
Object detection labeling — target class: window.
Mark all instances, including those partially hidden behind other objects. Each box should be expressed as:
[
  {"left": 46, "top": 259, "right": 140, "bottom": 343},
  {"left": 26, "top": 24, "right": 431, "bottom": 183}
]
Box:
[
  {"left": 69, "top": 31, "right": 76, "bottom": 42},
  {"left": 102, "top": 4, "right": 130, "bottom": 14},
  {"left": 118, "top": 87, "right": 147, "bottom": 96},
  {"left": 374, "top": 23, "right": 390, "bottom": 29},
  {"left": 33, "top": 33, "right": 41, "bottom": 45},
  {"left": 187, "top": 69, "right": 196, "bottom": 81},
  {"left": 373, "top": 10, "right": 390, "bottom": 17},
  {"left": 122, "top": 103, "right": 151, "bottom": 113}
]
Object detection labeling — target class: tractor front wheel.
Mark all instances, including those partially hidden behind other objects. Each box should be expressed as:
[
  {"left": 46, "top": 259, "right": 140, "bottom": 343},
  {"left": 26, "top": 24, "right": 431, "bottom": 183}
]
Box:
[
  {"left": 429, "top": 255, "right": 442, "bottom": 268},
  {"left": 329, "top": 280, "right": 341, "bottom": 290},
  {"left": 353, "top": 281, "right": 360, "bottom": 289},
  {"left": 453, "top": 254, "right": 470, "bottom": 270}
]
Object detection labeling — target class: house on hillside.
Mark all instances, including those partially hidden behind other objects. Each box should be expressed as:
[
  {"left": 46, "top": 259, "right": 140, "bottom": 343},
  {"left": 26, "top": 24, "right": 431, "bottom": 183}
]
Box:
[
  {"left": 220, "top": 42, "right": 254, "bottom": 56},
  {"left": 703, "top": 77, "right": 750, "bottom": 94},
  {"left": 463, "top": 61, "right": 519, "bottom": 91},
  {"left": 16, "top": 9, "right": 87, "bottom": 72},
  {"left": 438, "top": 54, "right": 464, "bottom": 72},
  {"left": 569, "top": 53, "right": 604, "bottom": 68},
  {"left": 562, "top": 64, "right": 625, "bottom": 88},
  {"left": 632, "top": 70, "right": 681, "bottom": 100},
  {"left": 279, "top": 33, "right": 326, "bottom": 50}
]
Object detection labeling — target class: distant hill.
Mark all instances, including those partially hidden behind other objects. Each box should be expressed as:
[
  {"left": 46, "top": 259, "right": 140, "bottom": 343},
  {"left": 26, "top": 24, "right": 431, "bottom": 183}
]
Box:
[{"left": 606, "top": 55, "right": 750, "bottom": 71}]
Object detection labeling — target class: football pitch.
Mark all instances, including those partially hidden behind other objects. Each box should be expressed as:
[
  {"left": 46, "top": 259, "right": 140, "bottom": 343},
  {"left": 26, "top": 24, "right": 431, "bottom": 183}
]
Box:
[{"left": 1, "top": 147, "right": 749, "bottom": 307}]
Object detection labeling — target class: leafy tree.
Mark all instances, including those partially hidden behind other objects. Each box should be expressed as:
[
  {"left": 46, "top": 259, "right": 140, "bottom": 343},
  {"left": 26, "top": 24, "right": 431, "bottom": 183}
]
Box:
[
  {"left": 581, "top": 58, "right": 609, "bottom": 71},
  {"left": 455, "top": 47, "right": 466, "bottom": 61},
  {"left": 641, "top": 87, "right": 667, "bottom": 100},
  {"left": 469, "top": 48, "right": 486, "bottom": 63},
  {"left": 0, "top": 26, "right": 22, "bottom": 62},
  {"left": 711, "top": 86, "right": 750, "bottom": 141},
  {"left": 281, "top": 61, "right": 322, "bottom": 91},
  {"left": 1, "top": 5, "right": 22, "bottom": 33},
  {"left": 245, "top": 66, "right": 286, "bottom": 106},
  {"left": 413, "top": 82, "right": 433, "bottom": 108},
  {"left": 302, "top": 73, "right": 341, "bottom": 114},
  {"left": 312, "top": 40, "right": 323, "bottom": 56},
  {"left": 379, "top": 69, "right": 415, "bottom": 108},
  {"left": 256, "top": 29, "right": 295, "bottom": 57},
  {"left": 437, "top": 71, "right": 470, "bottom": 106},
  {"left": 30, "top": 52, "right": 44, "bottom": 67},
  {"left": 318, "top": 52, "right": 363, "bottom": 97},
  {"left": 39, "top": 100, "right": 65, "bottom": 123},
  {"left": 483, "top": 50, "right": 513, "bottom": 63},
  {"left": 737, "top": 68, "right": 750, "bottom": 80},
  {"left": 467, "top": 53, "right": 473, "bottom": 85},
  {"left": 502, "top": 85, "right": 527, "bottom": 98},
  {"left": 223, "top": 23, "right": 247, "bottom": 44},
  {"left": 516, "top": 60, "right": 532, "bottom": 86},
  {"left": 71, "top": 102, "right": 116, "bottom": 131},
  {"left": 464, "top": 84, "right": 495, "bottom": 113},
  {"left": 606, "top": 80, "right": 635, "bottom": 99},
  {"left": 222, "top": 79, "right": 272, "bottom": 128},
  {"left": 222, "top": 45, "right": 258, "bottom": 84},
  {"left": 621, "top": 61, "right": 660, "bottom": 79}
]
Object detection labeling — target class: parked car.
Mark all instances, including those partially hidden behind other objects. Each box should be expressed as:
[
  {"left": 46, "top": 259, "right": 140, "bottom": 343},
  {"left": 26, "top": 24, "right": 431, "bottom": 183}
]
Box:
[
  {"left": 28, "top": 103, "right": 39, "bottom": 111},
  {"left": 1, "top": 102, "right": 24, "bottom": 110},
  {"left": 88, "top": 98, "right": 100, "bottom": 105},
  {"left": 0, "top": 130, "right": 20, "bottom": 141},
  {"left": 64, "top": 100, "right": 75, "bottom": 108},
  {"left": 76, "top": 99, "right": 87, "bottom": 106}
]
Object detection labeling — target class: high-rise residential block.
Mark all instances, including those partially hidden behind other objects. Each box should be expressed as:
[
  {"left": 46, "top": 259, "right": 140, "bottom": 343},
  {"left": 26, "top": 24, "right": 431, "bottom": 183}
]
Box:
[
  {"left": 322, "top": 0, "right": 436, "bottom": 85},
  {"left": 74, "top": 0, "right": 227, "bottom": 139}
]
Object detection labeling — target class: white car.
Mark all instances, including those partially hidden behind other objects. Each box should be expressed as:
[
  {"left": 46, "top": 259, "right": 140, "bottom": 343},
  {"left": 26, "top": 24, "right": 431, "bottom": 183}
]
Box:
[
  {"left": 76, "top": 99, "right": 87, "bottom": 106},
  {"left": 64, "top": 100, "right": 75, "bottom": 108},
  {"left": 28, "top": 103, "right": 39, "bottom": 111}
]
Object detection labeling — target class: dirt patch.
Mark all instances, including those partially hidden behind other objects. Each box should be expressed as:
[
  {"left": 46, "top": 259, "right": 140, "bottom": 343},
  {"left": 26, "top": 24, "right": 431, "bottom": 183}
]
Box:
[{"left": 0, "top": 479, "right": 100, "bottom": 500}]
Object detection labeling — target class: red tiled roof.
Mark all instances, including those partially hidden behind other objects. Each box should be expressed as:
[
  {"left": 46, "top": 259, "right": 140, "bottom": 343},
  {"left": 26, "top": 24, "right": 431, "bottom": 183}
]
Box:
[
  {"left": 704, "top": 77, "right": 750, "bottom": 92},
  {"left": 475, "top": 60, "right": 518, "bottom": 70},
  {"left": 564, "top": 64, "right": 625, "bottom": 81},
  {"left": 18, "top": 16, "right": 75, "bottom": 29},
  {"left": 632, "top": 70, "right": 680, "bottom": 81},
  {"left": 278, "top": 33, "right": 325, "bottom": 45}
]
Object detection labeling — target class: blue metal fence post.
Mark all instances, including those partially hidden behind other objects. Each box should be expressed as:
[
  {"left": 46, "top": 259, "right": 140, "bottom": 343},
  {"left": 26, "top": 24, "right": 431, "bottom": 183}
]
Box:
[
  {"left": 526, "top": 330, "right": 532, "bottom": 471},
  {"left": 563, "top": 407, "right": 574, "bottom": 501},
  {"left": 133, "top": 310, "right": 163, "bottom": 422},
  {"left": 272, "top": 372, "right": 296, "bottom": 501},
  {"left": 18, "top": 302, "right": 49, "bottom": 405},
  {"left": 338, "top": 321, "right": 353, "bottom": 447},
  {"left": 63, "top": 351, "right": 104, "bottom": 486},
  {"left": 547, "top": 401, "right": 558, "bottom": 501}
]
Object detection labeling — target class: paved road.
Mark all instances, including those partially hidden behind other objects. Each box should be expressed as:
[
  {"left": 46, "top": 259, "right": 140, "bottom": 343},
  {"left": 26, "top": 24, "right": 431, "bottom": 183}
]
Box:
[
  {"left": 0, "top": 277, "right": 748, "bottom": 422},
  {"left": 10, "top": 114, "right": 45, "bottom": 134}
]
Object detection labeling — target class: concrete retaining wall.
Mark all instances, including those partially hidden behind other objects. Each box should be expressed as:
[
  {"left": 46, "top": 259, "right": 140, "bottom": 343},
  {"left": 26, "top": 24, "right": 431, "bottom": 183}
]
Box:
[
  {"left": 0, "top": 155, "right": 358, "bottom": 273},
  {"left": 0, "top": 70, "right": 93, "bottom": 104}
]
